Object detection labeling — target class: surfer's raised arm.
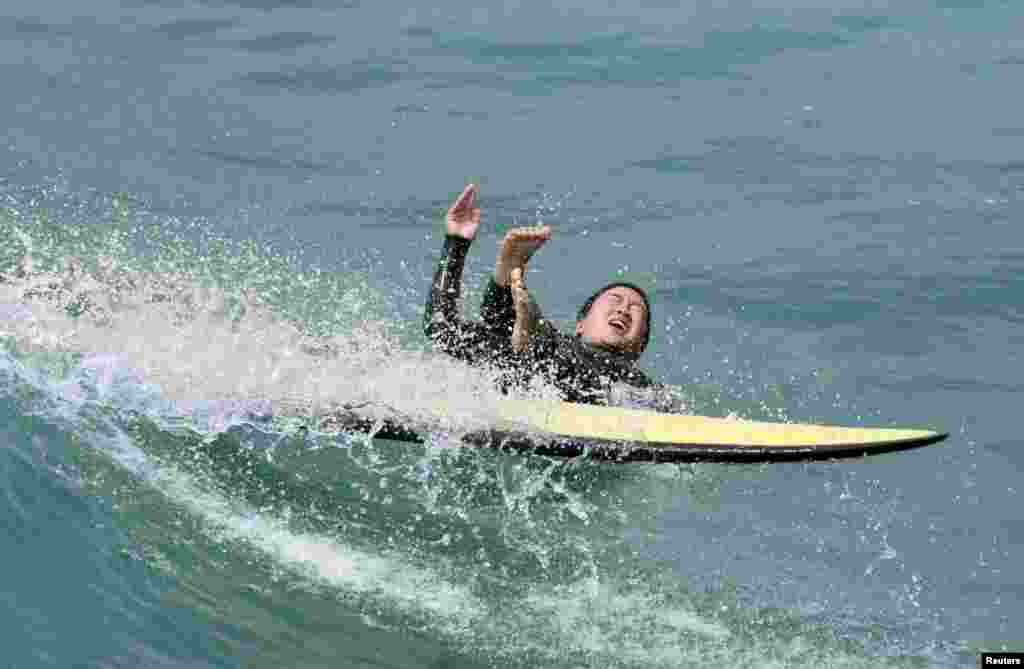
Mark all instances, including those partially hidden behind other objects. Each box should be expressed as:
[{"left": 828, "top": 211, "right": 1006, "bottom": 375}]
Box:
[
  {"left": 478, "top": 225, "right": 551, "bottom": 350},
  {"left": 423, "top": 184, "right": 480, "bottom": 357},
  {"left": 424, "top": 183, "right": 524, "bottom": 367}
]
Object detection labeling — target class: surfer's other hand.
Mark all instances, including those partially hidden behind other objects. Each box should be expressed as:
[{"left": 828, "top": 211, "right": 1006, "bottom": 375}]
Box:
[
  {"left": 495, "top": 225, "right": 551, "bottom": 286},
  {"left": 510, "top": 267, "right": 530, "bottom": 353},
  {"left": 446, "top": 183, "right": 481, "bottom": 241}
]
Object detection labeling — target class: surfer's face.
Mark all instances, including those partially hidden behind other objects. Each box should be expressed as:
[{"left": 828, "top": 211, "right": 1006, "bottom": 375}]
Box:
[{"left": 575, "top": 286, "right": 648, "bottom": 354}]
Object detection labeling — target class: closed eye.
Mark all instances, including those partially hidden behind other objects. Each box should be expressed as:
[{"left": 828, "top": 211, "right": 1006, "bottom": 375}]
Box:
[{"left": 606, "top": 292, "right": 646, "bottom": 316}]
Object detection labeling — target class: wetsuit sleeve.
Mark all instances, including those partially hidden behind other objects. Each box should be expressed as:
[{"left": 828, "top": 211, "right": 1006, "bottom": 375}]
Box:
[
  {"left": 479, "top": 278, "right": 515, "bottom": 338},
  {"left": 423, "top": 235, "right": 505, "bottom": 364}
]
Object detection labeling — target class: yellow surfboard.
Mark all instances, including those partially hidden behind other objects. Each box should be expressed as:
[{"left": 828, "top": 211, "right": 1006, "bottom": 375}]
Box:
[
  {"left": 478, "top": 399, "right": 947, "bottom": 462},
  {"left": 323, "top": 399, "right": 947, "bottom": 463}
]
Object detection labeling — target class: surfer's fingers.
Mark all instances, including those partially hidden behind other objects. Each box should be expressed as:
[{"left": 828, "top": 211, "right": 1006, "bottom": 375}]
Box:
[
  {"left": 504, "top": 233, "right": 550, "bottom": 261},
  {"left": 506, "top": 225, "right": 551, "bottom": 240},
  {"left": 512, "top": 286, "right": 529, "bottom": 309},
  {"left": 457, "top": 183, "right": 477, "bottom": 207},
  {"left": 511, "top": 324, "right": 528, "bottom": 352},
  {"left": 510, "top": 274, "right": 531, "bottom": 353},
  {"left": 510, "top": 267, "right": 527, "bottom": 290},
  {"left": 511, "top": 269, "right": 531, "bottom": 301},
  {"left": 448, "top": 183, "right": 478, "bottom": 215}
]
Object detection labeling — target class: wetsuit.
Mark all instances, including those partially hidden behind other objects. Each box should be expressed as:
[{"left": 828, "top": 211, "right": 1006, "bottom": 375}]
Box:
[{"left": 424, "top": 235, "right": 657, "bottom": 405}]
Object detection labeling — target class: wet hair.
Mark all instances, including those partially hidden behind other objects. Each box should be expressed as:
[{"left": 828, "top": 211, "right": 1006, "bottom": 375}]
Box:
[{"left": 576, "top": 281, "right": 652, "bottom": 353}]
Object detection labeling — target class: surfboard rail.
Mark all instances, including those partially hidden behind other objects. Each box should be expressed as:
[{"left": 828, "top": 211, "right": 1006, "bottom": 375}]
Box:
[
  {"left": 462, "top": 429, "right": 948, "bottom": 463},
  {"left": 316, "top": 399, "right": 948, "bottom": 463}
]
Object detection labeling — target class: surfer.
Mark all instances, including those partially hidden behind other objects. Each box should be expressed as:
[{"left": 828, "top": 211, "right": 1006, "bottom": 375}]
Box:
[{"left": 424, "top": 183, "right": 664, "bottom": 407}]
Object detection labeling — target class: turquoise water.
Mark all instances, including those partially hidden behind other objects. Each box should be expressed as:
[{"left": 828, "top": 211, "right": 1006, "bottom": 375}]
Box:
[{"left": 2, "top": 1, "right": 1021, "bottom": 666}]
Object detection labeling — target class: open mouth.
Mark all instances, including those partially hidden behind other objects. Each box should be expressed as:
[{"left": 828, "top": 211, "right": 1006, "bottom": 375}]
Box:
[{"left": 609, "top": 318, "right": 628, "bottom": 334}]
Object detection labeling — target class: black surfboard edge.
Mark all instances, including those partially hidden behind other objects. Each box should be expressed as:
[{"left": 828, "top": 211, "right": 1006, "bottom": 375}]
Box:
[
  {"left": 319, "top": 410, "right": 949, "bottom": 464},
  {"left": 465, "top": 429, "right": 950, "bottom": 463}
]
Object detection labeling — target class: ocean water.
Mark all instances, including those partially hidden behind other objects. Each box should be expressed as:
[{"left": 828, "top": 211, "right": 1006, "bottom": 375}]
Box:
[{"left": 1, "top": 1, "right": 1021, "bottom": 667}]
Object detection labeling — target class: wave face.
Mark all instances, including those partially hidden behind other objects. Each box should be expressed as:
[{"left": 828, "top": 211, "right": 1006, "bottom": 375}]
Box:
[{"left": 0, "top": 191, "right": 979, "bottom": 669}]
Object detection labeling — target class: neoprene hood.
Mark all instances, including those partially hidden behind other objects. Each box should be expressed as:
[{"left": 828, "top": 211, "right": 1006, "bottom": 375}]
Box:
[{"left": 576, "top": 281, "right": 652, "bottom": 354}]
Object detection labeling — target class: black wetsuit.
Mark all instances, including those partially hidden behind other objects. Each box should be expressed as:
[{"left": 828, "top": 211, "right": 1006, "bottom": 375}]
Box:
[{"left": 424, "top": 235, "right": 656, "bottom": 405}]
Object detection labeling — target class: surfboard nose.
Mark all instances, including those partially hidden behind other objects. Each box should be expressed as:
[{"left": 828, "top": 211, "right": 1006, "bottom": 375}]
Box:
[{"left": 494, "top": 398, "right": 947, "bottom": 456}]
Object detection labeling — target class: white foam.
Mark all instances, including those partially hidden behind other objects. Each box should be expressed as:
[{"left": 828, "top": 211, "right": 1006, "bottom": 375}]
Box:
[{"left": 0, "top": 266, "right": 535, "bottom": 437}]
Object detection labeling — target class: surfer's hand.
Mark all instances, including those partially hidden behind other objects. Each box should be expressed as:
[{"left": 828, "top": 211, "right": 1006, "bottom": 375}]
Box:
[
  {"left": 510, "top": 267, "right": 530, "bottom": 352},
  {"left": 494, "top": 225, "right": 551, "bottom": 286},
  {"left": 445, "top": 184, "right": 481, "bottom": 241}
]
